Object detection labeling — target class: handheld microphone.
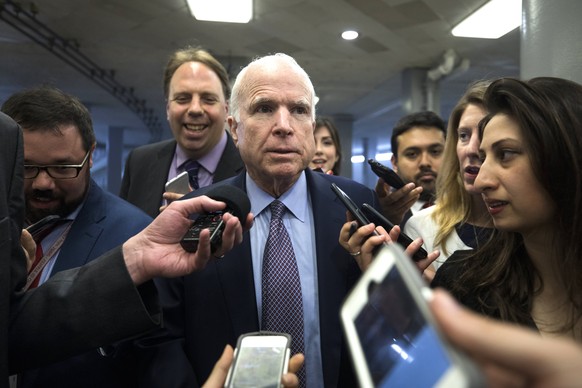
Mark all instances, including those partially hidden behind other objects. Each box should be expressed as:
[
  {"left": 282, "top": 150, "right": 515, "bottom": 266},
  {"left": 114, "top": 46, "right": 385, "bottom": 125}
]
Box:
[{"left": 179, "top": 184, "right": 251, "bottom": 253}]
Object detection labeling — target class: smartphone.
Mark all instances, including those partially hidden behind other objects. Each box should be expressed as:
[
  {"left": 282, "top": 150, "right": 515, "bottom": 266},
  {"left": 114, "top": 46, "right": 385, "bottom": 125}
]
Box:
[
  {"left": 361, "top": 203, "right": 428, "bottom": 262},
  {"left": 26, "top": 215, "right": 61, "bottom": 239},
  {"left": 341, "top": 244, "right": 485, "bottom": 388},
  {"left": 330, "top": 183, "right": 379, "bottom": 236},
  {"left": 225, "top": 332, "right": 291, "bottom": 388},
  {"left": 368, "top": 159, "right": 405, "bottom": 189},
  {"left": 165, "top": 171, "right": 191, "bottom": 195}
]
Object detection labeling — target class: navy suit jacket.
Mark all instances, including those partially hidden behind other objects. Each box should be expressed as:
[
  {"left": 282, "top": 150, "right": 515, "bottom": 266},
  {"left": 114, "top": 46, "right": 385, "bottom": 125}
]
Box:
[
  {"left": 139, "top": 169, "right": 380, "bottom": 387},
  {"left": 119, "top": 133, "right": 244, "bottom": 218},
  {"left": 0, "top": 112, "right": 160, "bottom": 388},
  {"left": 19, "top": 180, "right": 153, "bottom": 388}
]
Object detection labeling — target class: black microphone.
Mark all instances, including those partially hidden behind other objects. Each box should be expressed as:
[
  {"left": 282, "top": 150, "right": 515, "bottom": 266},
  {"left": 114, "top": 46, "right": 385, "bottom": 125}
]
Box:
[{"left": 179, "top": 184, "right": 251, "bottom": 253}]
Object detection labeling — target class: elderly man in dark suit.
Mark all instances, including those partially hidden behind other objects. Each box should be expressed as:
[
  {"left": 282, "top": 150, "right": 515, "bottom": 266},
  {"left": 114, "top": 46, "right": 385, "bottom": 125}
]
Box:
[
  {"left": 139, "top": 53, "right": 381, "bottom": 388},
  {"left": 120, "top": 47, "right": 244, "bottom": 218}
]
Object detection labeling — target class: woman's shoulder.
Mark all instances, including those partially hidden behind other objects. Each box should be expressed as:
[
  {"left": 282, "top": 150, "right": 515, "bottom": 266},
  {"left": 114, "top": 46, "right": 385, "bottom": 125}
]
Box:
[{"left": 404, "top": 206, "right": 437, "bottom": 231}]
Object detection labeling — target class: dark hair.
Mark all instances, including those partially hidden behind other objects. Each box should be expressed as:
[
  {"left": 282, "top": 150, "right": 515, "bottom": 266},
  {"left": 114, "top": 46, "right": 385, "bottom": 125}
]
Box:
[
  {"left": 163, "top": 46, "right": 230, "bottom": 100},
  {"left": 390, "top": 111, "right": 446, "bottom": 160},
  {"left": 315, "top": 117, "right": 342, "bottom": 175},
  {"left": 1, "top": 85, "right": 95, "bottom": 151},
  {"left": 453, "top": 77, "right": 582, "bottom": 335}
]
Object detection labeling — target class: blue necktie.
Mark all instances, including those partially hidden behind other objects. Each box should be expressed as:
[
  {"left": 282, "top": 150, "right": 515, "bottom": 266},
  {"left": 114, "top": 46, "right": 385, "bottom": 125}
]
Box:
[
  {"left": 261, "top": 200, "right": 306, "bottom": 386},
  {"left": 182, "top": 159, "right": 200, "bottom": 190}
]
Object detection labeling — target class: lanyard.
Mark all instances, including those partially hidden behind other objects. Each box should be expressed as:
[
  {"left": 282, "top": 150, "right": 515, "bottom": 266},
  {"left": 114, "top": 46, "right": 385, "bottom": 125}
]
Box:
[{"left": 24, "top": 222, "right": 73, "bottom": 291}]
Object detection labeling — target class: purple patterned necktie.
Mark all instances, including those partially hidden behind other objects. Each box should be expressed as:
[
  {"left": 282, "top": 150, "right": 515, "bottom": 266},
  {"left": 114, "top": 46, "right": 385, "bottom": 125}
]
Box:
[
  {"left": 261, "top": 200, "right": 306, "bottom": 386},
  {"left": 182, "top": 159, "right": 200, "bottom": 190}
]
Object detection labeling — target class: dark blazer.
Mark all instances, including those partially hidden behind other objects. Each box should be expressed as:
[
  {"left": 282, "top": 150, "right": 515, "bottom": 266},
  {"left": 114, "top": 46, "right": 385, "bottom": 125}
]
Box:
[
  {"left": 119, "top": 133, "right": 244, "bottom": 218},
  {"left": 19, "top": 180, "right": 153, "bottom": 388},
  {"left": 0, "top": 112, "right": 160, "bottom": 388},
  {"left": 139, "top": 169, "right": 380, "bottom": 388}
]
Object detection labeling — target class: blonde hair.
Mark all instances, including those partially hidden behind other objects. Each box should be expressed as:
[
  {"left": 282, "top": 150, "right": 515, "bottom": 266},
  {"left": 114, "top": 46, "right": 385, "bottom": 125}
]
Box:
[{"left": 432, "top": 80, "right": 491, "bottom": 255}]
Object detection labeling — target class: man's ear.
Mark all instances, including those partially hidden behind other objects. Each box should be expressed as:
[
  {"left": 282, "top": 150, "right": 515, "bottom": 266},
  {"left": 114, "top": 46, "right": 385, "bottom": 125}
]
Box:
[
  {"left": 228, "top": 116, "right": 239, "bottom": 145},
  {"left": 391, "top": 154, "right": 398, "bottom": 172},
  {"left": 89, "top": 143, "right": 96, "bottom": 168}
]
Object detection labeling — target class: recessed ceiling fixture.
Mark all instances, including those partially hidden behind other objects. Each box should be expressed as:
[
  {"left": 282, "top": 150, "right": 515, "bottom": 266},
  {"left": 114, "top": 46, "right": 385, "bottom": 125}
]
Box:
[
  {"left": 186, "top": 0, "right": 252, "bottom": 23},
  {"left": 452, "top": 0, "right": 521, "bottom": 39},
  {"left": 342, "top": 30, "right": 359, "bottom": 40}
]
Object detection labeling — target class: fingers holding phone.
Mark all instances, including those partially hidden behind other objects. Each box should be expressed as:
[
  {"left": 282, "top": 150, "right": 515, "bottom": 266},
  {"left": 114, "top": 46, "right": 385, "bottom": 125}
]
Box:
[
  {"left": 339, "top": 219, "right": 386, "bottom": 272},
  {"left": 224, "top": 332, "right": 292, "bottom": 388},
  {"left": 375, "top": 181, "right": 422, "bottom": 225},
  {"left": 163, "top": 171, "right": 192, "bottom": 210}
]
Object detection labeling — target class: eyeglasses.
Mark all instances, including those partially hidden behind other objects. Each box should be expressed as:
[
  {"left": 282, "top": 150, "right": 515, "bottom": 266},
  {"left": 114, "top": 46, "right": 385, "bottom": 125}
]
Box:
[{"left": 24, "top": 150, "right": 91, "bottom": 179}]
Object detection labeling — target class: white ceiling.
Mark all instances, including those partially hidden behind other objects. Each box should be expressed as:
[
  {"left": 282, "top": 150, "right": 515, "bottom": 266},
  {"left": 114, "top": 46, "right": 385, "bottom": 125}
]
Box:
[{"left": 0, "top": 0, "right": 520, "bottom": 160}]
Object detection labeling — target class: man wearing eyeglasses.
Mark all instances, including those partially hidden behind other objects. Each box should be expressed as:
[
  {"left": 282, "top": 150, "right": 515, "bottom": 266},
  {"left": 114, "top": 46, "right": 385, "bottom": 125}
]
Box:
[{"left": 1, "top": 86, "right": 153, "bottom": 388}]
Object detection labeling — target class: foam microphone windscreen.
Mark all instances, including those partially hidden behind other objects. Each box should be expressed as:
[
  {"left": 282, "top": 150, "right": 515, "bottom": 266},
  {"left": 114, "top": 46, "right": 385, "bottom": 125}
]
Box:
[{"left": 181, "top": 184, "right": 251, "bottom": 226}]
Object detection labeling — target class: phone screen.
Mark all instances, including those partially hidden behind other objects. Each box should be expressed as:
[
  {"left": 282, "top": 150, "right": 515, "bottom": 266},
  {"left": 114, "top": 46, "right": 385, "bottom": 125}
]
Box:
[
  {"left": 354, "top": 266, "right": 450, "bottom": 387},
  {"left": 230, "top": 335, "right": 288, "bottom": 388}
]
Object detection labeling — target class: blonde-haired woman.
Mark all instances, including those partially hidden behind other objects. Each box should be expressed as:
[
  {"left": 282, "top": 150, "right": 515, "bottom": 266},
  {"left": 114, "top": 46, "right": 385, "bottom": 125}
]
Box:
[{"left": 404, "top": 81, "right": 493, "bottom": 272}]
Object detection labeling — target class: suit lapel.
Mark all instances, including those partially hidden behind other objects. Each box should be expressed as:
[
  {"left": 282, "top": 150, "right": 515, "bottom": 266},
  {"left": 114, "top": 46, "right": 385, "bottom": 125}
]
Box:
[
  {"left": 306, "top": 170, "right": 360, "bottom": 386},
  {"left": 50, "top": 182, "right": 104, "bottom": 275},
  {"left": 145, "top": 140, "right": 176, "bottom": 215},
  {"left": 214, "top": 173, "right": 260, "bottom": 333}
]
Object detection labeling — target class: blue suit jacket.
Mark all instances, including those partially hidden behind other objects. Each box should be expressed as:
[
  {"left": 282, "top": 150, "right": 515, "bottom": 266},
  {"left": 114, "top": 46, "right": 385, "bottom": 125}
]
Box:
[
  {"left": 139, "top": 169, "right": 380, "bottom": 387},
  {"left": 20, "top": 180, "right": 153, "bottom": 388}
]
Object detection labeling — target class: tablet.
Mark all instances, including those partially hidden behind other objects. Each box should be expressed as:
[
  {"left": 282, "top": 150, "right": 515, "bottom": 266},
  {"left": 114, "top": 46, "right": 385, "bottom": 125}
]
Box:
[{"left": 341, "top": 244, "right": 484, "bottom": 387}]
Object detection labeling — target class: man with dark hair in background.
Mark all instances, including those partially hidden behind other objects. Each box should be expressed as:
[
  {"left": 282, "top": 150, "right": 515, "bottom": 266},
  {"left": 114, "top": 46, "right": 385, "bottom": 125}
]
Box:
[
  {"left": 120, "top": 47, "right": 244, "bottom": 217},
  {"left": 0, "top": 109, "right": 249, "bottom": 388},
  {"left": 2, "top": 85, "right": 154, "bottom": 387},
  {"left": 377, "top": 111, "right": 446, "bottom": 225}
]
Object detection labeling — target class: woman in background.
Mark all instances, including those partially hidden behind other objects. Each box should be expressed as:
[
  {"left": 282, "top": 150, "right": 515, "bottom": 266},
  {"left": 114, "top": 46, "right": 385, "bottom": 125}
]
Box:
[
  {"left": 310, "top": 117, "right": 342, "bottom": 175},
  {"left": 404, "top": 80, "right": 493, "bottom": 272}
]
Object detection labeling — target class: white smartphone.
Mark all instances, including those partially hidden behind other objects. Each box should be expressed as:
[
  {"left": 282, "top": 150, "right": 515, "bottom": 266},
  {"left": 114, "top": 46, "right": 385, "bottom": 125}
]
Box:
[
  {"left": 341, "top": 244, "right": 485, "bottom": 388},
  {"left": 225, "top": 332, "right": 291, "bottom": 388},
  {"left": 165, "top": 171, "right": 191, "bottom": 195}
]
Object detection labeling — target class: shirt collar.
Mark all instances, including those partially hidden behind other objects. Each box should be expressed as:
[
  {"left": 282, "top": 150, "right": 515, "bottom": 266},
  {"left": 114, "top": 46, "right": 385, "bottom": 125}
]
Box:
[
  {"left": 246, "top": 170, "right": 307, "bottom": 223},
  {"left": 175, "top": 131, "right": 227, "bottom": 173}
]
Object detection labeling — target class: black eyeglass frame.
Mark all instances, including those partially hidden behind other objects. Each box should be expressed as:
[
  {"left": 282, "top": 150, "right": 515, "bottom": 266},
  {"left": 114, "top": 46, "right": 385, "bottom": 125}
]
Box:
[{"left": 23, "top": 150, "right": 91, "bottom": 179}]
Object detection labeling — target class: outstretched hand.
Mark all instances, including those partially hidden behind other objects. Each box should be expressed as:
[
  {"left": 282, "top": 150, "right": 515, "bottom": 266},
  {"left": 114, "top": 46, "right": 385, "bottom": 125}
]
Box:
[
  {"left": 339, "top": 211, "right": 438, "bottom": 275},
  {"left": 429, "top": 289, "right": 582, "bottom": 387},
  {"left": 123, "top": 195, "right": 253, "bottom": 285},
  {"left": 375, "top": 179, "right": 422, "bottom": 225}
]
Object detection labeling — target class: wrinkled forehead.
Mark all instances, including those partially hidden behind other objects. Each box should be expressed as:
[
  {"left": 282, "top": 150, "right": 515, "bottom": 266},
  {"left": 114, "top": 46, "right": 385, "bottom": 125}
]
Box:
[{"left": 243, "top": 60, "right": 314, "bottom": 104}]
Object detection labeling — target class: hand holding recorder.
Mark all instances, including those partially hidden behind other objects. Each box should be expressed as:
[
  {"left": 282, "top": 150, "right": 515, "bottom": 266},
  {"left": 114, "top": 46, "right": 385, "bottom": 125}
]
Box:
[
  {"left": 179, "top": 185, "right": 251, "bottom": 253},
  {"left": 122, "top": 193, "right": 253, "bottom": 285},
  {"left": 368, "top": 159, "right": 422, "bottom": 225},
  {"left": 332, "top": 183, "right": 437, "bottom": 273}
]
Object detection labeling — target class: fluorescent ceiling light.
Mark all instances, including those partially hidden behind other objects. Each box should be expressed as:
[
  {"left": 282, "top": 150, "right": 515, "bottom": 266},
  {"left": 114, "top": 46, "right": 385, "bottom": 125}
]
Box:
[
  {"left": 374, "top": 153, "right": 392, "bottom": 162},
  {"left": 342, "top": 30, "right": 359, "bottom": 40},
  {"left": 452, "top": 0, "right": 521, "bottom": 39},
  {"left": 351, "top": 155, "right": 366, "bottom": 164},
  {"left": 186, "top": 0, "right": 252, "bottom": 23}
]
